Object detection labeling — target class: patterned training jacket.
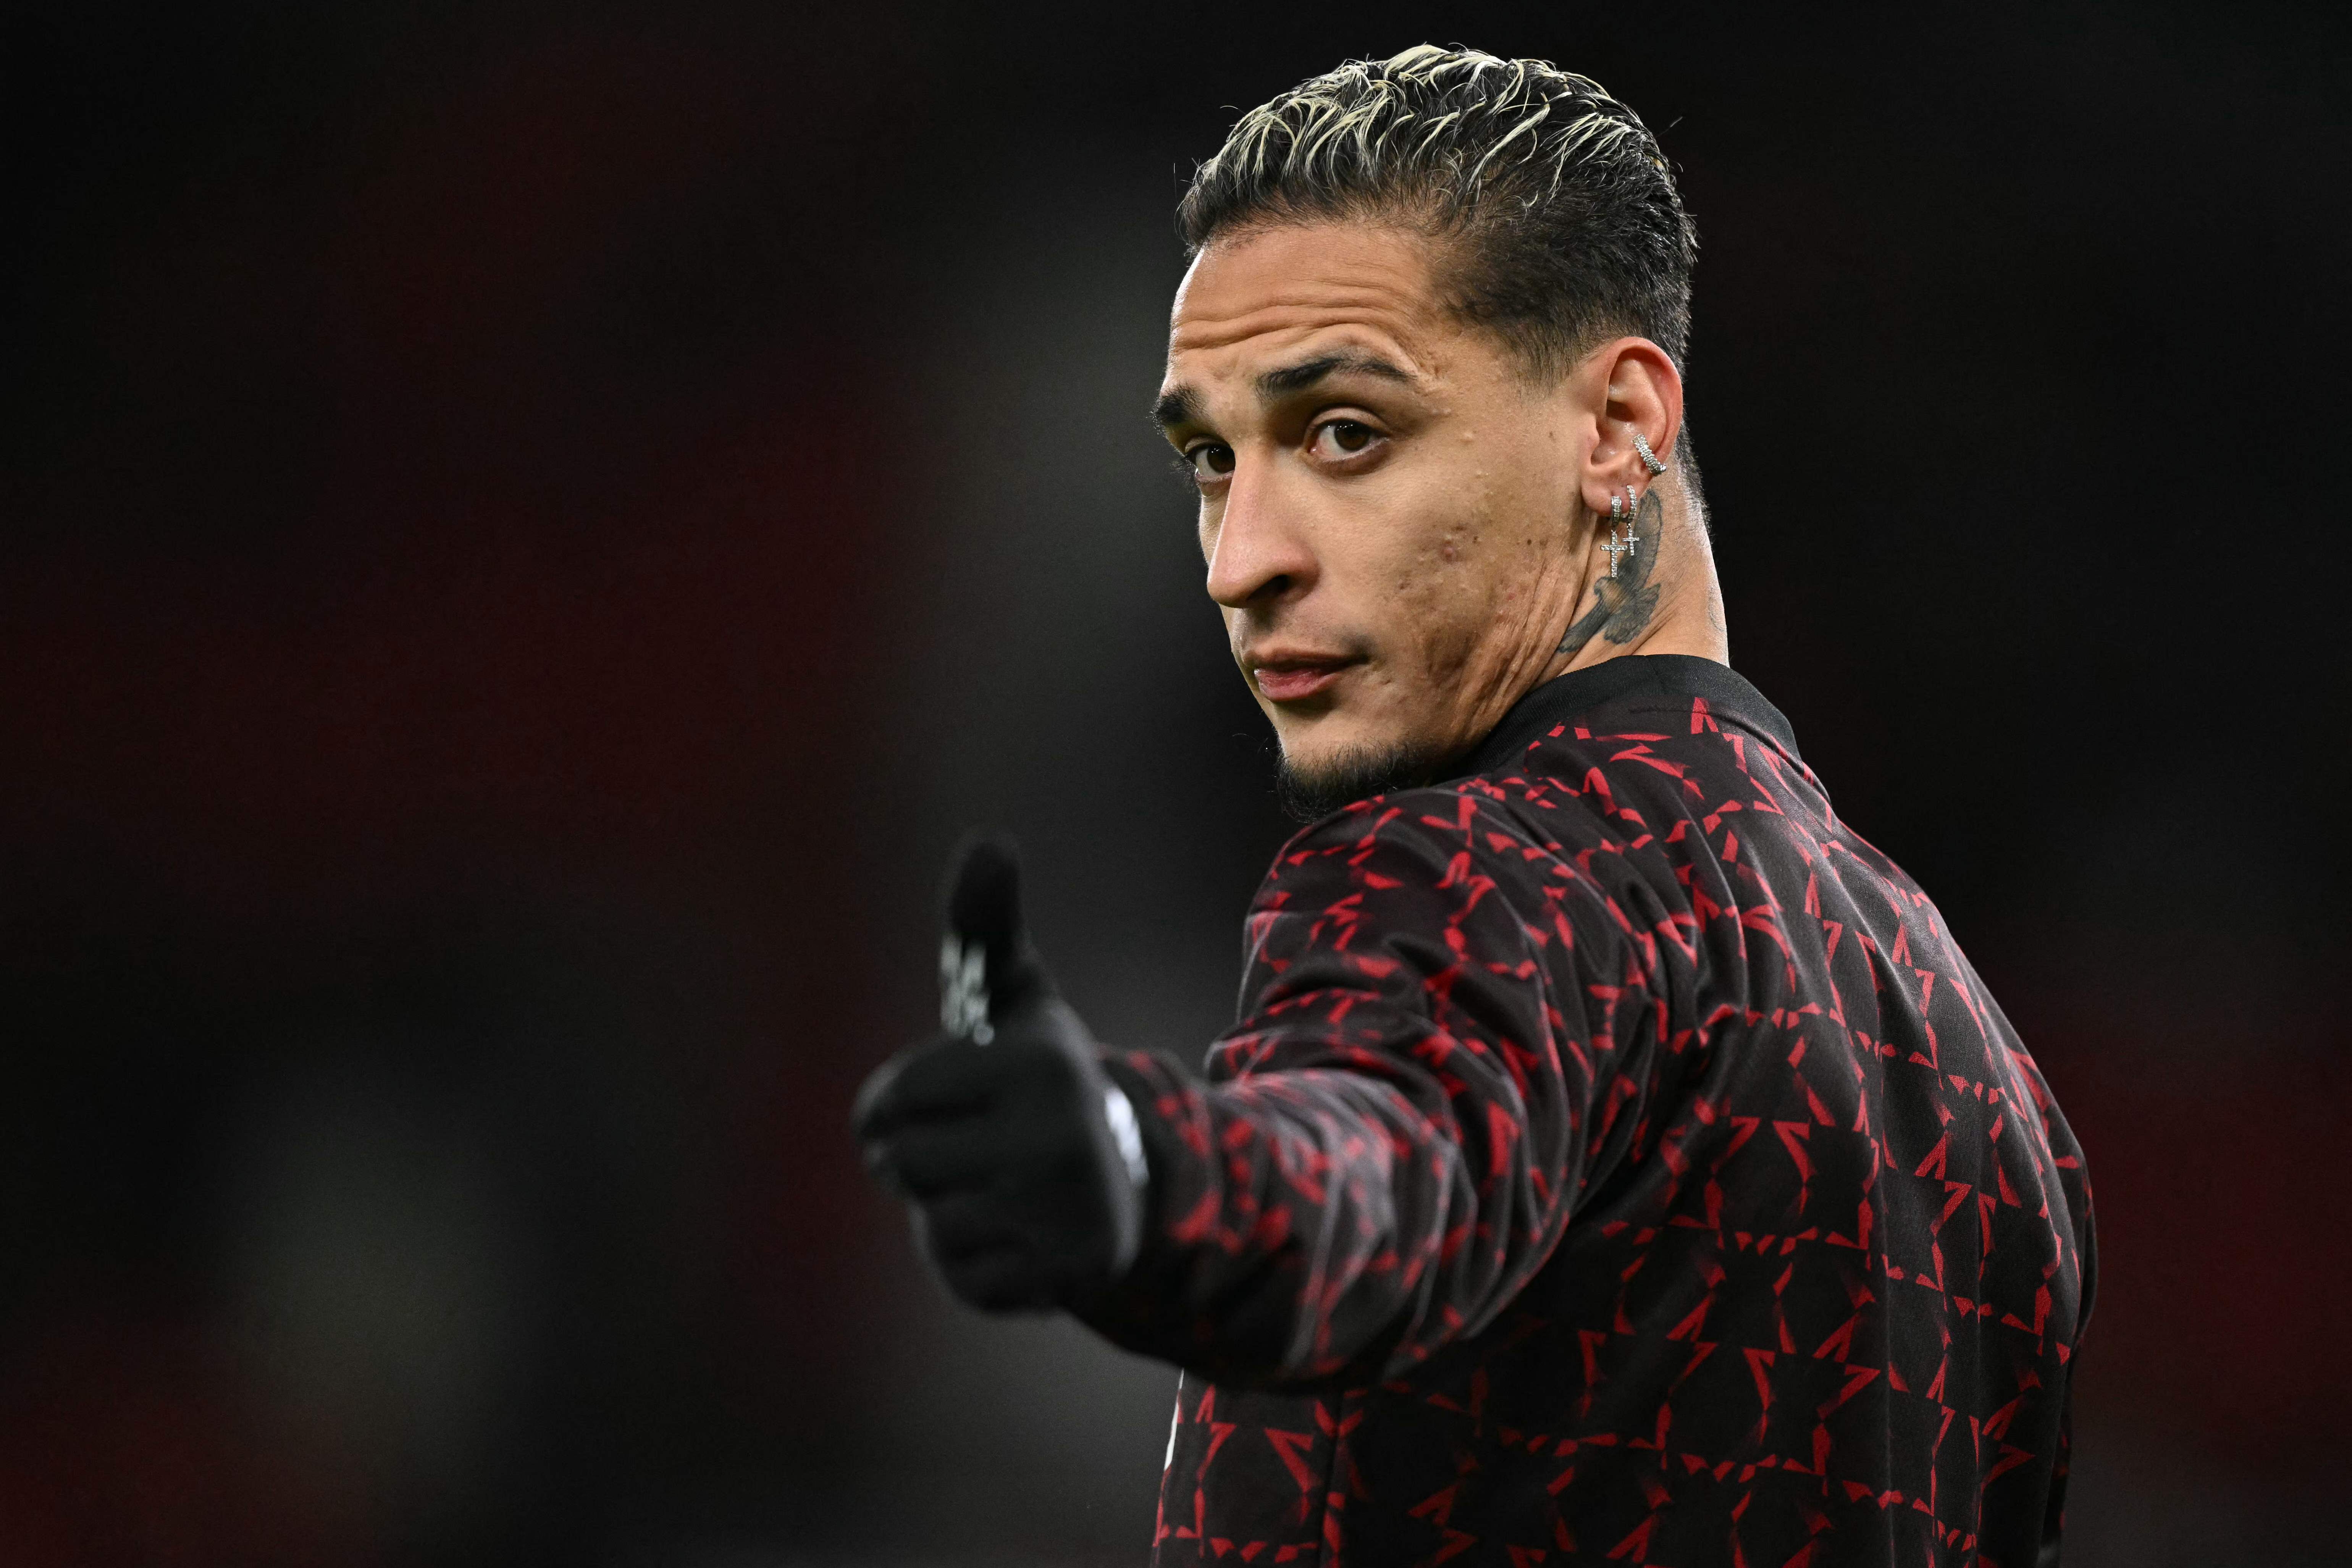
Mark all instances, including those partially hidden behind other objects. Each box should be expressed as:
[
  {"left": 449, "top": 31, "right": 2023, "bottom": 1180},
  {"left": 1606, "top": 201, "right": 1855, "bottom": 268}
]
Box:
[{"left": 1084, "top": 654, "right": 2095, "bottom": 1568}]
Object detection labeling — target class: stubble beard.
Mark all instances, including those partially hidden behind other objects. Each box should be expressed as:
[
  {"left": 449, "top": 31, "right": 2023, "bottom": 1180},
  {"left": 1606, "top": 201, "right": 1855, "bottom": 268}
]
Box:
[{"left": 1273, "top": 735, "right": 1450, "bottom": 823}]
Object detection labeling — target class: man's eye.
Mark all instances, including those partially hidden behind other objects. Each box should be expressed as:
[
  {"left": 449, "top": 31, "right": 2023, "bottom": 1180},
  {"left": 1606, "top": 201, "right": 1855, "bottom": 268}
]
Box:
[
  {"left": 1187, "top": 444, "right": 1235, "bottom": 480},
  {"left": 1309, "top": 420, "right": 1379, "bottom": 459}
]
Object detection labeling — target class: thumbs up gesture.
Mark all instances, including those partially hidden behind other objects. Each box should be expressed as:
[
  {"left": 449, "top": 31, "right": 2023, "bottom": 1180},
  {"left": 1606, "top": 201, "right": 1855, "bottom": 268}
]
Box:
[{"left": 851, "top": 834, "right": 1149, "bottom": 1311}]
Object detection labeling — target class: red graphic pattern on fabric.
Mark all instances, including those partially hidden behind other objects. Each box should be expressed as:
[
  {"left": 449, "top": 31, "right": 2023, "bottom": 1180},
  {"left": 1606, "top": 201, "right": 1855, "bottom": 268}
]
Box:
[{"left": 1081, "top": 661, "right": 2093, "bottom": 1567}]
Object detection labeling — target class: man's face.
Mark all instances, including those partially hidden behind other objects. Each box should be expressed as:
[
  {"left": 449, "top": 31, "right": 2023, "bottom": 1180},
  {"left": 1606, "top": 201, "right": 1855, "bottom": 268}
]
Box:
[{"left": 1157, "top": 221, "right": 1590, "bottom": 793}]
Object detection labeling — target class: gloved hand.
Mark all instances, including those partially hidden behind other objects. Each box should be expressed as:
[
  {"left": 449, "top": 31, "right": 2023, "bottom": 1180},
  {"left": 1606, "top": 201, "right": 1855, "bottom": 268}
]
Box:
[{"left": 851, "top": 833, "right": 1150, "bottom": 1312}]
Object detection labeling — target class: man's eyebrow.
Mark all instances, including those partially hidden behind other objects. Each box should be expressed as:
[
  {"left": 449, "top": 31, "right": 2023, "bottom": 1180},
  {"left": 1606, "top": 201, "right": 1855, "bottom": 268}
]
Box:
[
  {"left": 1150, "top": 353, "right": 1416, "bottom": 433},
  {"left": 1256, "top": 352, "right": 1416, "bottom": 399},
  {"left": 1151, "top": 385, "right": 1202, "bottom": 431}
]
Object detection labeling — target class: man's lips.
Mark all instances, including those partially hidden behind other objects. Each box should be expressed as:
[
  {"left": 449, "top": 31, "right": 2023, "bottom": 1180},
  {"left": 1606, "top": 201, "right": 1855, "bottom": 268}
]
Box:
[{"left": 1250, "top": 656, "right": 1359, "bottom": 703}]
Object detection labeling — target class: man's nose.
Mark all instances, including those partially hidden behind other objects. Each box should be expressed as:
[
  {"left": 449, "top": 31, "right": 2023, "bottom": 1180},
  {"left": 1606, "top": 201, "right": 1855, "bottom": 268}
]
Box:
[{"left": 1204, "top": 463, "right": 1317, "bottom": 610}]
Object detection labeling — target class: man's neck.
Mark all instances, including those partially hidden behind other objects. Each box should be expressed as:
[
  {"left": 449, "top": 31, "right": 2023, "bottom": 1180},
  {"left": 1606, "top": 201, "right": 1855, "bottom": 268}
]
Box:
[{"left": 1545, "top": 469, "right": 1728, "bottom": 683}]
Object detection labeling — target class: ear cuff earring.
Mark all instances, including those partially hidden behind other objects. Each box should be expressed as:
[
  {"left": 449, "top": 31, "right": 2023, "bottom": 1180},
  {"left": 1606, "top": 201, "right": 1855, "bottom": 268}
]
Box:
[
  {"left": 1601, "top": 436, "right": 1664, "bottom": 579},
  {"left": 1605, "top": 484, "right": 1643, "bottom": 578}
]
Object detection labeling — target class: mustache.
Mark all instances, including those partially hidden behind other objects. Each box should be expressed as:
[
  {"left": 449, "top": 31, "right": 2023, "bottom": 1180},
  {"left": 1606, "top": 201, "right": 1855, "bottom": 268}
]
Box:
[{"left": 1230, "top": 622, "right": 1374, "bottom": 665}]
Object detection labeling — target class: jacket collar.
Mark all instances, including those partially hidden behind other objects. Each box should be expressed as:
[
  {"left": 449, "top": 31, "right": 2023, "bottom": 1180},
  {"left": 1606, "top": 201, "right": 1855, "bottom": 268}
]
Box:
[{"left": 1456, "top": 654, "right": 1802, "bottom": 780}]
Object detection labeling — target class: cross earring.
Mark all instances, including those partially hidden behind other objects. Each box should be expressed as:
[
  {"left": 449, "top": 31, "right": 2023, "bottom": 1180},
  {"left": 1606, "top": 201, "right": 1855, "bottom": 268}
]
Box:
[{"left": 1605, "top": 485, "right": 1643, "bottom": 578}]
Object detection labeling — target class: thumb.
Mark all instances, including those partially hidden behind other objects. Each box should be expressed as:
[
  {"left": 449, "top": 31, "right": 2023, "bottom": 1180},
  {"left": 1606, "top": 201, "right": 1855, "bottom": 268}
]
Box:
[{"left": 939, "top": 830, "right": 1054, "bottom": 1036}]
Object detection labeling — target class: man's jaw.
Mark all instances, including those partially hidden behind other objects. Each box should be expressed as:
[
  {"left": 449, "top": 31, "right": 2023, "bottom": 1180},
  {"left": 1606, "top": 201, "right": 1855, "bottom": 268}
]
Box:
[{"left": 1272, "top": 725, "right": 1447, "bottom": 822}]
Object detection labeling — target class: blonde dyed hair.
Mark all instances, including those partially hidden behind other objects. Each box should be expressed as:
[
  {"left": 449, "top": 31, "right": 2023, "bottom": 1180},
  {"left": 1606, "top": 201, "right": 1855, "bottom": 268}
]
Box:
[{"left": 1179, "top": 45, "right": 1698, "bottom": 385}]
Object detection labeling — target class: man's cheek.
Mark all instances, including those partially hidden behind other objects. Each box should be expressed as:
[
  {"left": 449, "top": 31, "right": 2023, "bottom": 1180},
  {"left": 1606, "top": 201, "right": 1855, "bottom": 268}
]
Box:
[
  {"left": 1346, "top": 663, "right": 1416, "bottom": 744},
  {"left": 1384, "top": 588, "right": 1475, "bottom": 688}
]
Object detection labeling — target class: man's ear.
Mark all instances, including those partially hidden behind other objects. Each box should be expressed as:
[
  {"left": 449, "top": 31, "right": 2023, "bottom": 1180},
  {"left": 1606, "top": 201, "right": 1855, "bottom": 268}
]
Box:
[{"left": 1577, "top": 337, "right": 1683, "bottom": 517}]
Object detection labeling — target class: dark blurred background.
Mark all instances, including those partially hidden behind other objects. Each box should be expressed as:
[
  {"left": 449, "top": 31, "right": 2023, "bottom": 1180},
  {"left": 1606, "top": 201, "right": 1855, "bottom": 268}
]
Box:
[{"left": 3, "top": 2, "right": 2346, "bottom": 1563}]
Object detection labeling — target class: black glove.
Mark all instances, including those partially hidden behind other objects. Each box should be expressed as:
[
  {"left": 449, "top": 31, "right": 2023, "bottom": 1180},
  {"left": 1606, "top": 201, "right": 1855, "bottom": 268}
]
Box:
[{"left": 851, "top": 833, "right": 1149, "bottom": 1312}]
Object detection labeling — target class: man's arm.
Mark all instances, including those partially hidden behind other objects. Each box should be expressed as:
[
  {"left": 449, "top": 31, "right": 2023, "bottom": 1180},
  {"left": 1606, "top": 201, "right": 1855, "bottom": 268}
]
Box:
[{"left": 1074, "top": 795, "right": 1665, "bottom": 1387}]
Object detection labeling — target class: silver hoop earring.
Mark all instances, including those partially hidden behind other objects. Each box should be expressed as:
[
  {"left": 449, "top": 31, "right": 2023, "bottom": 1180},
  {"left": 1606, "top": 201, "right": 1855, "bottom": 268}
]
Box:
[{"left": 1632, "top": 432, "right": 1667, "bottom": 476}]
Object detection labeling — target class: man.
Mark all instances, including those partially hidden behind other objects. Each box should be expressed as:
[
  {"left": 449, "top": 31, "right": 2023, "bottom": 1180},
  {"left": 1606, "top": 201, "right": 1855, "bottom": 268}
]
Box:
[{"left": 854, "top": 45, "right": 2093, "bottom": 1567}]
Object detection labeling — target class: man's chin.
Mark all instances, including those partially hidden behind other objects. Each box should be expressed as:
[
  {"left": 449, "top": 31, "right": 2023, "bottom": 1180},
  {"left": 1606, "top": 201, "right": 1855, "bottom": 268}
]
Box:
[{"left": 1274, "top": 735, "right": 1448, "bottom": 823}]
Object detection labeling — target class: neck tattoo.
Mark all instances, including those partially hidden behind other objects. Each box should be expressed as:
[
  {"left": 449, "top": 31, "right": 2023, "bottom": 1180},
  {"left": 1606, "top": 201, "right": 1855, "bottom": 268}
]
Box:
[{"left": 1557, "top": 486, "right": 1664, "bottom": 660}]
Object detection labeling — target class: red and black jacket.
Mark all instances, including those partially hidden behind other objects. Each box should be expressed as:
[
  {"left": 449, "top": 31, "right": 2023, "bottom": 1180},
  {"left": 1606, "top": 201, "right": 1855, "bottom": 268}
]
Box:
[{"left": 1084, "top": 654, "right": 2095, "bottom": 1568}]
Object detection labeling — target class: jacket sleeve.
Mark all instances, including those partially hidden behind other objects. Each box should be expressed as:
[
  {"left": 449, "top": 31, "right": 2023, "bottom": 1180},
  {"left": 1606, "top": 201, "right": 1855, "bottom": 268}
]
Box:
[{"left": 1074, "top": 791, "right": 1665, "bottom": 1387}]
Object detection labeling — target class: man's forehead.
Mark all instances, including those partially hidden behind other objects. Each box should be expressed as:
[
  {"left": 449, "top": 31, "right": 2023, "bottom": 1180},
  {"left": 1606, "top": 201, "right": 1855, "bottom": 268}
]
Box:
[{"left": 1166, "top": 224, "right": 1444, "bottom": 371}]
